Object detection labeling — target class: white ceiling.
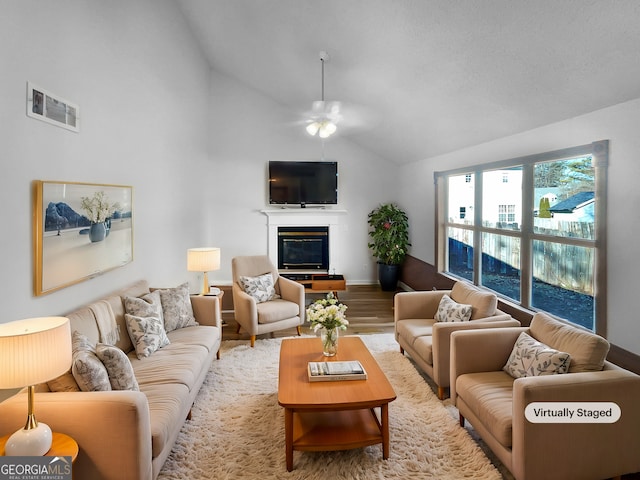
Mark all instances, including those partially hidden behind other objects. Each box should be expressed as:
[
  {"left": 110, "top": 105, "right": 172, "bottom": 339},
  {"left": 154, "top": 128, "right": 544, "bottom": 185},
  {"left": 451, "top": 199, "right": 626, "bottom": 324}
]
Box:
[{"left": 176, "top": 0, "right": 640, "bottom": 164}]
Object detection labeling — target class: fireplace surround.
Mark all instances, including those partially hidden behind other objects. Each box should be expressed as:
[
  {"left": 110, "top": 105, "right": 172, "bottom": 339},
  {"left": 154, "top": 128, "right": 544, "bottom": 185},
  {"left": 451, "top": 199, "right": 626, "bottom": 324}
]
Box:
[{"left": 261, "top": 208, "right": 347, "bottom": 273}]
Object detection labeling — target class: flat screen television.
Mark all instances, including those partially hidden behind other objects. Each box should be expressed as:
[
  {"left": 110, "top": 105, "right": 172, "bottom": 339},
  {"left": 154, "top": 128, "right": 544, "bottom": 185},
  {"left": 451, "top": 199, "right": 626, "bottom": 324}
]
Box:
[{"left": 268, "top": 161, "right": 338, "bottom": 206}]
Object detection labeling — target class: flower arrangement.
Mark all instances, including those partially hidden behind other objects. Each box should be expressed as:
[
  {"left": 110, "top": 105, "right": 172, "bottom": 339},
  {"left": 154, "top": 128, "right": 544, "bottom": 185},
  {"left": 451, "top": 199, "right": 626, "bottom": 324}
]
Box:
[
  {"left": 307, "top": 292, "right": 349, "bottom": 333},
  {"left": 80, "top": 191, "right": 120, "bottom": 224}
]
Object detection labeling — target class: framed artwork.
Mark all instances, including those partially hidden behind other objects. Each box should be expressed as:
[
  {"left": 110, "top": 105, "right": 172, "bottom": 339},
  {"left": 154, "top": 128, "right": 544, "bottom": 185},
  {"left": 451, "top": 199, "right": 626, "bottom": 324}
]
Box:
[
  {"left": 27, "top": 82, "right": 79, "bottom": 132},
  {"left": 33, "top": 180, "right": 133, "bottom": 296}
]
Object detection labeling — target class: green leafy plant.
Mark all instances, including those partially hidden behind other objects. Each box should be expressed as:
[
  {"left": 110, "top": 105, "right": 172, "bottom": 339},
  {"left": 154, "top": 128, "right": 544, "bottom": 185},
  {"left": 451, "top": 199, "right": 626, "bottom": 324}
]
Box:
[{"left": 367, "top": 203, "right": 410, "bottom": 265}]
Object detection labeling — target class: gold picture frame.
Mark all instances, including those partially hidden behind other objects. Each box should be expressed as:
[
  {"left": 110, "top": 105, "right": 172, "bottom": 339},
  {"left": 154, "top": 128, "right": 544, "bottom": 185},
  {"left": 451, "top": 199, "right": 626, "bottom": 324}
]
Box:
[{"left": 33, "top": 180, "right": 133, "bottom": 296}]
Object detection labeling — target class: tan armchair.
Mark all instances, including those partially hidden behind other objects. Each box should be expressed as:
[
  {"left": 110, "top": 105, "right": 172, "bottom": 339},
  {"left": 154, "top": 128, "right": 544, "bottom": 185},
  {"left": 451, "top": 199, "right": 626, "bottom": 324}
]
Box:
[
  {"left": 450, "top": 312, "right": 640, "bottom": 480},
  {"left": 231, "top": 255, "right": 305, "bottom": 347},
  {"left": 394, "top": 281, "right": 519, "bottom": 399}
]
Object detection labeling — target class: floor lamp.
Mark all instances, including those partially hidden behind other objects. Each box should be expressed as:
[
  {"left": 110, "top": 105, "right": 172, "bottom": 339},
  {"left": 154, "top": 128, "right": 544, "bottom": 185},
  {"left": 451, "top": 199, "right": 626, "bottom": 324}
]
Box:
[
  {"left": 0, "top": 317, "right": 72, "bottom": 456},
  {"left": 187, "top": 247, "right": 221, "bottom": 295}
]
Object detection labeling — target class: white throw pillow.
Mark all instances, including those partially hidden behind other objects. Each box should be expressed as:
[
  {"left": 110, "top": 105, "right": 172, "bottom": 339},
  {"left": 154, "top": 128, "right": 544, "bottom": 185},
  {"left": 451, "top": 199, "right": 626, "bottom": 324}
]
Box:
[
  {"left": 239, "top": 273, "right": 280, "bottom": 303},
  {"left": 435, "top": 294, "right": 472, "bottom": 322},
  {"left": 96, "top": 343, "right": 139, "bottom": 391},
  {"left": 125, "top": 313, "right": 170, "bottom": 359},
  {"left": 71, "top": 331, "right": 112, "bottom": 392},
  {"left": 158, "top": 283, "right": 198, "bottom": 332},
  {"left": 503, "top": 331, "right": 571, "bottom": 378}
]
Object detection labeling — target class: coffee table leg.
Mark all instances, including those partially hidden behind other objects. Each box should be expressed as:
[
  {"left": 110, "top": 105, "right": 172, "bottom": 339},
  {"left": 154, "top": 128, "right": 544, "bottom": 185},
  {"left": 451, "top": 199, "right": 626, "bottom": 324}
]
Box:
[
  {"left": 381, "top": 403, "right": 390, "bottom": 459},
  {"left": 285, "top": 408, "right": 294, "bottom": 471}
]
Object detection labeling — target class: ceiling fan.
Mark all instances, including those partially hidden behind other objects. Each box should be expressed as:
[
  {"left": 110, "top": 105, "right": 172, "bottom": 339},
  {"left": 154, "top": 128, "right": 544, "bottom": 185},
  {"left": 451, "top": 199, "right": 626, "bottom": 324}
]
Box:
[
  {"left": 298, "top": 51, "right": 378, "bottom": 140},
  {"left": 304, "top": 51, "right": 341, "bottom": 138}
]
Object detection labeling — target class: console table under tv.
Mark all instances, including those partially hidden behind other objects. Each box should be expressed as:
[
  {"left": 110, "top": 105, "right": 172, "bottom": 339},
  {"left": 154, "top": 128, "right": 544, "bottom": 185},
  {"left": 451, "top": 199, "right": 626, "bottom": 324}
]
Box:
[{"left": 281, "top": 273, "right": 346, "bottom": 298}]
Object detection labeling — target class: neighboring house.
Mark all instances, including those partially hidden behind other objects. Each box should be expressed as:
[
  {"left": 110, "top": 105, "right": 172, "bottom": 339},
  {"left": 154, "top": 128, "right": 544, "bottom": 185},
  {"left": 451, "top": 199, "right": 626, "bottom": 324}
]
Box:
[{"left": 550, "top": 191, "right": 595, "bottom": 222}]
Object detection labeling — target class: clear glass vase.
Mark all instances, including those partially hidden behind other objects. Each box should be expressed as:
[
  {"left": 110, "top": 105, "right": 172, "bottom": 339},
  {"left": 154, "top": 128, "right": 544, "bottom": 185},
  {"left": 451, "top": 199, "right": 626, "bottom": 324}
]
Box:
[{"left": 321, "top": 327, "right": 339, "bottom": 357}]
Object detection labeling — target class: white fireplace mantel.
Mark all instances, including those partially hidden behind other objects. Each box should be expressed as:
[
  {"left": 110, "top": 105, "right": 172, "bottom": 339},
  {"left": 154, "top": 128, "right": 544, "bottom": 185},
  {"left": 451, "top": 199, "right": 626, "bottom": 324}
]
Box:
[{"left": 261, "top": 208, "right": 347, "bottom": 273}]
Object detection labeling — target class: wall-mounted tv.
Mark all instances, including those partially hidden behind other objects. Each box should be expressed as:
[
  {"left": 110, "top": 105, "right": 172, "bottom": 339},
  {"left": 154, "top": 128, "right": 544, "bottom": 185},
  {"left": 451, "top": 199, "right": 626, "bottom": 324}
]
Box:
[{"left": 268, "top": 161, "right": 338, "bottom": 207}]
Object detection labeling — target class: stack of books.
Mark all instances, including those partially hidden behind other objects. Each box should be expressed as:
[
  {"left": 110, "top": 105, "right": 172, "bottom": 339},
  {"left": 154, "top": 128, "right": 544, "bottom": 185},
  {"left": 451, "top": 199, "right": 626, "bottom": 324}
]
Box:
[{"left": 307, "top": 360, "right": 367, "bottom": 382}]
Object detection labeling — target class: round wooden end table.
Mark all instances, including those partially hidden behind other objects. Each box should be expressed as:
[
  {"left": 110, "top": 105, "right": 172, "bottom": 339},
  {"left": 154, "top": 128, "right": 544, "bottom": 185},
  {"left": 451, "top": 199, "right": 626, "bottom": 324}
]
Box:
[{"left": 0, "top": 431, "right": 78, "bottom": 461}]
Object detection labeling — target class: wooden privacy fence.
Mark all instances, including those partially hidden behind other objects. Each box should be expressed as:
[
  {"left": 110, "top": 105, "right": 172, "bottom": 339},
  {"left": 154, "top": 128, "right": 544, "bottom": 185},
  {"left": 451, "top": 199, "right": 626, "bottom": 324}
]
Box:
[{"left": 449, "top": 222, "right": 594, "bottom": 296}]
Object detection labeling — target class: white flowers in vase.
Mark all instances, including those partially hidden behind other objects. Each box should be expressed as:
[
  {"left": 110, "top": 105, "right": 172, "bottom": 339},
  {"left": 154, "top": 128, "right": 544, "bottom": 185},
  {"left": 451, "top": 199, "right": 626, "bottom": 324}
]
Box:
[
  {"left": 80, "top": 191, "right": 120, "bottom": 223},
  {"left": 306, "top": 292, "right": 349, "bottom": 333}
]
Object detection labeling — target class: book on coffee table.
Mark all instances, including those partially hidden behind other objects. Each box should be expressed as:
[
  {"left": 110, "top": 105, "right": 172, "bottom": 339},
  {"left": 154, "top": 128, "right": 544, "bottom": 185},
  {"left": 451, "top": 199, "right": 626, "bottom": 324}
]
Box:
[{"left": 307, "top": 360, "right": 367, "bottom": 382}]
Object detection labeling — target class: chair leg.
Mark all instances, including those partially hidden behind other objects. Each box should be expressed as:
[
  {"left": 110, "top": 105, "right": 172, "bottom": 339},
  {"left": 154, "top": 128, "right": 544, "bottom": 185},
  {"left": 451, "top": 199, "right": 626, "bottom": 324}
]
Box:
[
  {"left": 236, "top": 324, "right": 241, "bottom": 334},
  {"left": 296, "top": 325, "right": 302, "bottom": 336},
  {"left": 216, "top": 349, "right": 220, "bottom": 360},
  {"left": 250, "top": 335, "right": 256, "bottom": 347},
  {"left": 459, "top": 414, "right": 465, "bottom": 428},
  {"left": 437, "top": 386, "right": 446, "bottom": 400},
  {"left": 400, "top": 346, "right": 404, "bottom": 355}
]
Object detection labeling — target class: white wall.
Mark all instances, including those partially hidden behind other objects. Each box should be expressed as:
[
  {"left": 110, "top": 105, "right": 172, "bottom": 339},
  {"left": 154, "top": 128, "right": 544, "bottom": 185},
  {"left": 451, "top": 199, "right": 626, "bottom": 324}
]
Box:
[
  {"left": 398, "top": 98, "right": 640, "bottom": 355},
  {"left": 0, "top": 1, "right": 399, "bottom": 329},
  {"left": 0, "top": 0, "right": 211, "bottom": 322},
  {"left": 204, "top": 69, "right": 399, "bottom": 284}
]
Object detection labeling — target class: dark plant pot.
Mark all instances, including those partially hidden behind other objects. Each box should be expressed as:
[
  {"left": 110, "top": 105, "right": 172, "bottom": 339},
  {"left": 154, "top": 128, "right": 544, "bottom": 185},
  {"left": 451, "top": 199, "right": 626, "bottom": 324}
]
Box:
[{"left": 378, "top": 263, "right": 400, "bottom": 291}]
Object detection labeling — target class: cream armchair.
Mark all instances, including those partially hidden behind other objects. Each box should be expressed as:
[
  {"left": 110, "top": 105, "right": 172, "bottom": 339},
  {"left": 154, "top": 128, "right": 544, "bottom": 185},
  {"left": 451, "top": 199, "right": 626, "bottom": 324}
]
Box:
[
  {"left": 394, "top": 281, "right": 519, "bottom": 399},
  {"left": 231, "top": 255, "right": 305, "bottom": 347},
  {"left": 450, "top": 312, "right": 640, "bottom": 480}
]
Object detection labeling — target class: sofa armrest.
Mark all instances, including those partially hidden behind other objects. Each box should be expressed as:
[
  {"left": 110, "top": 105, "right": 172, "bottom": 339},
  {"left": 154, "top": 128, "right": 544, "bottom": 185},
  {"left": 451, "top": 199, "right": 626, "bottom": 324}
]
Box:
[
  {"left": 431, "top": 317, "right": 521, "bottom": 388},
  {"left": 190, "top": 294, "right": 222, "bottom": 328},
  {"left": 394, "top": 290, "right": 450, "bottom": 322},
  {"left": 450, "top": 327, "right": 527, "bottom": 400},
  {"left": 277, "top": 275, "right": 306, "bottom": 323},
  {"left": 511, "top": 369, "right": 640, "bottom": 480},
  {"left": 0, "top": 390, "right": 153, "bottom": 480}
]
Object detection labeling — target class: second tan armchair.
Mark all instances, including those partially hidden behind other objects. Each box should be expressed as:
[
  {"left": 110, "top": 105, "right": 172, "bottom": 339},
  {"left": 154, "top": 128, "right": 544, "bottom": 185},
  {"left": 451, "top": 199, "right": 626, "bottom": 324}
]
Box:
[
  {"left": 231, "top": 255, "right": 305, "bottom": 347},
  {"left": 395, "top": 281, "right": 519, "bottom": 399}
]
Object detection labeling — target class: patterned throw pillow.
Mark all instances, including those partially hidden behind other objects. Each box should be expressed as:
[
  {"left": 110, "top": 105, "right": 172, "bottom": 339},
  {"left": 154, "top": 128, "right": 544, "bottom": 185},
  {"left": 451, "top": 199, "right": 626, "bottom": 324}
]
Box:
[
  {"left": 503, "top": 331, "right": 571, "bottom": 378},
  {"left": 435, "top": 294, "right": 473, "bottom": 322},
  {"left": 238, "top": 273, "right": 280, "bottom": 303},
  {"left": 71, "top": 331, "right": 112, "bottom": 392},
  {"left": 158, "top": 283, "right": 198, "bottom": 332},
  {"left": 96, "top": 343, "right": 139, "bottom": 391},
  {"left": 125, "top": 313, "right": 170, "bottom": 359},
  {"left": 123, "top": 290, "right": 164, "bottom": 325}
]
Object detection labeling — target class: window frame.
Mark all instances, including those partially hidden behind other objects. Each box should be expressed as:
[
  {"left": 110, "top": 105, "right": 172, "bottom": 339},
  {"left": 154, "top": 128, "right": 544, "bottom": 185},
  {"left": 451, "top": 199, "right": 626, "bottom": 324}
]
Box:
[{"left": 434, "top": 140, "right": 608, "bottom": 335}]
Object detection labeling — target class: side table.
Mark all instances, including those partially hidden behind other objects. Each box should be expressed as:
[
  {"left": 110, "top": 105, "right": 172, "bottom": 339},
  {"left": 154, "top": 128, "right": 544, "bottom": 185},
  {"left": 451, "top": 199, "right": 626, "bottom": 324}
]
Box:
[
  {"left": 0, "top": 431, "right": 78, "bottom": 461},
  {"left": 205, "top": 289, "right": 225, "bottom": 324}
]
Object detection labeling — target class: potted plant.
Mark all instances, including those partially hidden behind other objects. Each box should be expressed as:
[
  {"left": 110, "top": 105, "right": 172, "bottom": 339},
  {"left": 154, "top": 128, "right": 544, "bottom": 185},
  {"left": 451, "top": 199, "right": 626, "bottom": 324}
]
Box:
[{"left": 367, "top": 203, "right": 410, "bottom": 291}]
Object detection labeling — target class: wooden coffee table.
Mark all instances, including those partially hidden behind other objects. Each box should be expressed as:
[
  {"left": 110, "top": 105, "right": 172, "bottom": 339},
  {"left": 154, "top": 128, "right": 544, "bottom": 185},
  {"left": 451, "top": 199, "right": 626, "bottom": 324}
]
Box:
[{"left": 278, "top": 336, "right": 397, "bottom": 471}]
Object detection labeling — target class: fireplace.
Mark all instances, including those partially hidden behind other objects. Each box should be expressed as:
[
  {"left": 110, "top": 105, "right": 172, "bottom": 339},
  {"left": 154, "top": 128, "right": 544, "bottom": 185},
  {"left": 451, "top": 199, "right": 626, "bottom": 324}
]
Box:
[
  {"left": 261, "top": 208, "right": 347, "bottom": 274},
  {"left": 277, "top": 226, "right": 329, "bottom": 270}
]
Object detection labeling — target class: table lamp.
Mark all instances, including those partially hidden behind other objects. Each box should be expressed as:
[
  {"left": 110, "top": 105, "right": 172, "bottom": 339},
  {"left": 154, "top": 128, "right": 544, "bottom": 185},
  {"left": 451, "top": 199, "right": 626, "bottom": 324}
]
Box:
[
  {"left": 187, "top": 247, "right": 221, "bottom": 295},
  {"left": 0, "top": 316, "right": 72, "bottom": 456}
]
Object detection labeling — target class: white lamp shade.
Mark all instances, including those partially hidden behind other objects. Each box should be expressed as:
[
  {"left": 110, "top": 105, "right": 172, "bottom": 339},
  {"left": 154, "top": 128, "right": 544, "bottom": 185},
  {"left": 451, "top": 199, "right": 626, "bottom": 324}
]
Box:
[
  {"left": 187, "top": 247, "right": 221, "bottom": 273},
  {"left": 0, "top": 317, "right": 72, "bottom": 389}
]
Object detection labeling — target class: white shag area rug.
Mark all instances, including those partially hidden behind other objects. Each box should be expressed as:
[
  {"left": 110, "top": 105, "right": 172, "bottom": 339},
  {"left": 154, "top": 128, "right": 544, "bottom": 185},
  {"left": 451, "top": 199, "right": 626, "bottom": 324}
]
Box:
[{"left": 158, "top": 334, "right": 502, "bottom": 480}]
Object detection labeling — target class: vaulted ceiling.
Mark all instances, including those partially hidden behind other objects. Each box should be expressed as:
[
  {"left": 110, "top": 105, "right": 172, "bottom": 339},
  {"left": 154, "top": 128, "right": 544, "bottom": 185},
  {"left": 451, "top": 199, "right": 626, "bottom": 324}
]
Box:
[{"left": 176, "top": 0, "right": 640, "bottom": 164}]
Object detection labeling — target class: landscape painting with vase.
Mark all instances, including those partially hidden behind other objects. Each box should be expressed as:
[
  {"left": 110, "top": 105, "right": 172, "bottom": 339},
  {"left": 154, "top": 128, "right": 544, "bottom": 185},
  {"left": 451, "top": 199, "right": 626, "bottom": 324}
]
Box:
[{"left": 33, "top": 180, "right": 133, "bottom": 296}]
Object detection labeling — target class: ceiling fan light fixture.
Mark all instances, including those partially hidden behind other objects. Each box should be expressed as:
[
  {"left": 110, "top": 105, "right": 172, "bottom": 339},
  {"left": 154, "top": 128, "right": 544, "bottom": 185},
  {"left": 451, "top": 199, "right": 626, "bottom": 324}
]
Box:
[
  {"left": 319, "top": 121, "right": 336, "bottom": 138},
  {"left": 306, "top": 122, "right": 320, "bottom": 136}
]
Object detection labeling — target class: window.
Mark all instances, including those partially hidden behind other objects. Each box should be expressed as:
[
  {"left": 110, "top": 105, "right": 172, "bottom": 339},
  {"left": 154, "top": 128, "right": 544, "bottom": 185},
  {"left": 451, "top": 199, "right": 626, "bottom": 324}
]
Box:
[
  {"left": 435, "top": 141, "right": 608, "bottom": 334},
  {"left": 498, "top": 205, "right": 516, "bottom": 223}
]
